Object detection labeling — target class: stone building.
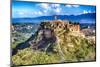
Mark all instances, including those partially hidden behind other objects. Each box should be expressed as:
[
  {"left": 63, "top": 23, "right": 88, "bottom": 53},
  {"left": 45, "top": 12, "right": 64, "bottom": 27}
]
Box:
[
  {"left": 50, "top": 20, "right": 80, "bottom": 32},
  {"left": 68, "top": 24, "right": 80, "bottom": 32}
]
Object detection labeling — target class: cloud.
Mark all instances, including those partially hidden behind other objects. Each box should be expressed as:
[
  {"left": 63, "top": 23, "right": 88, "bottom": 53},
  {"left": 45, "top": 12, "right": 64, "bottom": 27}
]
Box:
[
  {"left": 37, "top": 3, "right": 49, "bottom": 9},
  {"left": 18, "top": 12, "right": 25, "bottom": 15},
  {"left": 66, "top": 5, "right": 79, "bottom": 8},
  {"left": 83, "top": 10, "right": 92, "bottom": 14},
  {"left": 31, "top": 11, "right": 38, "bottom": 15},
  {"left": 43, "top": 10, "right": 47, "bottom": 13},
  {"left": 38, "top": 11, "right": 43, "bottom": 15},
  {"left": 66, "top": 5, "right": 72, "bottom": 7},
  {"left": 31, "top": 11, "right": 43, "bottom": 15},
  {"left": 83, "top": 10, "right": 88, "bottom": 14},
  {"left": 54, "top": 8, "right": 61, "bottom": 13},
  {"left": 88, "top": 10, "right": 92, "bottom": 13},
  {"left": 37, "top": 3, "right": 61, "bottom": 10},
  {"left": 72, "top": 5, "right": 79, "bottom": 7},
  {"left": 51, "top": 4, "right": 60, "bottom": 8},
  {"left": 17, "top": 10, "right": 43, "bottom": 17},
  {"left": 36, "top": 3, "right": 62, "bottom": 15}
]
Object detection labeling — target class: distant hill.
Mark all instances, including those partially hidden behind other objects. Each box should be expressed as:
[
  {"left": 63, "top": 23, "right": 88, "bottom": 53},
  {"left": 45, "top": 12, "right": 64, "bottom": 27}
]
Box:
[
  {"left": 32, "top": 13, "right": 96, "bottom": 20},
  {"left": 12, "top": 13, "right": 96, "bottom": 23}
]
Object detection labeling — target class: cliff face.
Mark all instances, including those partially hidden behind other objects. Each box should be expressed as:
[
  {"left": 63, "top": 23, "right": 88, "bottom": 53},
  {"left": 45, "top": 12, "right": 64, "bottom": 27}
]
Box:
[
  {"left": 27, "top": 20, "right": 69, "bottom": 52},
  {"left": 12, "top": 20, "right": 96, "bottom": 65},
  {"left": 12, "top": 20, "right": 81, "bottom": 55}
]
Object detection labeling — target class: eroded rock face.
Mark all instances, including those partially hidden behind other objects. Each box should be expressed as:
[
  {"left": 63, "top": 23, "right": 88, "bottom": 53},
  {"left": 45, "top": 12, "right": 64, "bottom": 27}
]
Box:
[
  {"left": 30, "top": 28, "right": 57, "bottom": 51},
  {"left": 12, "top": 24, "right": 57, "bottom": 55},
  {"left": 12, "top": 20, "right": 73, "bottom": 55}
]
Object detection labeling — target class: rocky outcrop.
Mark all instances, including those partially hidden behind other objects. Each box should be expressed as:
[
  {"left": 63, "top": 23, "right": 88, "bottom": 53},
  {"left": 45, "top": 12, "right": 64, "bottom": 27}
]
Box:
[
  {"left": 12, "top": 21, "right": 57, "bottom": 55},
  {"left": 12, "top": 20, "right": 80, "bottom": 55}
]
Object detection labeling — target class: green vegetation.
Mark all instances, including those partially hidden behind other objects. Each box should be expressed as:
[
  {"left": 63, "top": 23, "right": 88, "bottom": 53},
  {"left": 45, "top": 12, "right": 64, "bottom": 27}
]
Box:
[
  {"left": 12, "top": 32, "right": 31, "bottom": 49},
  {"left": 12, "top": 22, "right": 96, "bottom": 65},
  {"left": 12, "top": 48, "right": 61, "bottom": 65},
  {"left": 12, "top": 35, "right": 95, "bottom": 65}
]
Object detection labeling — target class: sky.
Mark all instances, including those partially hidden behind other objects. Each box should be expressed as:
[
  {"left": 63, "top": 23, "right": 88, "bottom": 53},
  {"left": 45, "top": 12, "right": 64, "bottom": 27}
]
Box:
[
  {"left": 12, "top": 0, "right": 96, "bottom": 18},
  {"left": 12, "top": 0, "right": 96, "bottom": 5}
]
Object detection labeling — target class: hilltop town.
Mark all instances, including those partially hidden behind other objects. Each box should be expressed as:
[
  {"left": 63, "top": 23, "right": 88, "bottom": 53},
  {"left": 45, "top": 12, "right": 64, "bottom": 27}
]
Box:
[
  {"left": 11, "top": 18, "right": 96, "bottom": 65},
  {"left": 11, "top": 18, "right": 95, "bottom": 48},
  {"left": 11, "top": 14, "right": 95, "bottom": 65}
]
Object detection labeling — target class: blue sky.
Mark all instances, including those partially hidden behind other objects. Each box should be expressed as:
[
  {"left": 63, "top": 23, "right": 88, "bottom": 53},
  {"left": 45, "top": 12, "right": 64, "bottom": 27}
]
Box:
[{"left": 12, "top": 1, "right": 96, "bottom": 18}]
